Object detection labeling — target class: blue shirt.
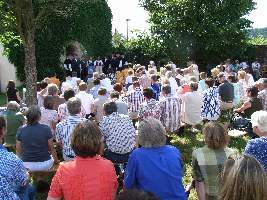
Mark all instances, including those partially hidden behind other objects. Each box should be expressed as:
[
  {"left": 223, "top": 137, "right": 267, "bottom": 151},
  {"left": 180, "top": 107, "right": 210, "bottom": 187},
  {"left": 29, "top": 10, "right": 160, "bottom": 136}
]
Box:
[
  {"left": 16, "top": 123, "right": 53, "bottom": 162},
  {"left": 245, "top": 137, "right": 267, "bottom": 172},
  {"left": 0, "top": 145, "right": 27, "bottom": 200},
  {"left": 124, "top": 145, "right": 187, "bottom": 200},
  {"left": 151, "top": 83, "right": 161, "bottom": 101}
]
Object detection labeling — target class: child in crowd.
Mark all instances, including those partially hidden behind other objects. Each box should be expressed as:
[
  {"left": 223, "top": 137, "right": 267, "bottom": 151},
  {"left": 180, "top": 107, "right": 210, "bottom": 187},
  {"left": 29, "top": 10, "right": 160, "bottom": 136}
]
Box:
[{"left": 125, "top": 70, "right": 134, "bottom": 89}]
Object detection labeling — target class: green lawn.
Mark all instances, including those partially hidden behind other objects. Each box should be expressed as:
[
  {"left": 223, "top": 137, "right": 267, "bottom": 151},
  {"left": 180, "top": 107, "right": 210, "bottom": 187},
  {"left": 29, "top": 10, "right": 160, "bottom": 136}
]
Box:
[{"left": 0, "top": 93, "right": 6, "bottom": 106}]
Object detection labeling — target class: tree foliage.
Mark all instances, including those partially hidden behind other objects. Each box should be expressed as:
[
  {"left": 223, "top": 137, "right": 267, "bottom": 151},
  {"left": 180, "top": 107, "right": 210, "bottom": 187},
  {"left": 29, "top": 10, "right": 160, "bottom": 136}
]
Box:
[
  {"left": 0, "top": 0, "right": 112, "bottom": 105},
  {"left": 247, "top": 35, "right": 267, "bottom": 46},
  {"left": 140, "top": 0, "right": 255, "bottom": 66},
  {"left": 1, "top": 0, "right": 112, "bottom": 81}
]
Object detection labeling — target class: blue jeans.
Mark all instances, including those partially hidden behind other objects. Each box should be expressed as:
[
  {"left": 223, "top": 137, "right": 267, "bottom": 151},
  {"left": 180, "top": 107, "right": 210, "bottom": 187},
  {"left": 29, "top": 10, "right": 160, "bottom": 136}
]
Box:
[{"left": 16, "top": 184, "right": 35, "bottom": 200}]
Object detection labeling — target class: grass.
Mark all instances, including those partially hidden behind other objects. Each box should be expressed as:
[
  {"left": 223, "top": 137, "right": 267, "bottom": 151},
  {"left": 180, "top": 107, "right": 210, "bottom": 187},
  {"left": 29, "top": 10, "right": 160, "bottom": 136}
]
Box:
[
  {"left": 34, "top": 126, "right": 248, "bottom": 200},
  {"left": 0, "top": 93, "right": 6, "bottom": 106}
]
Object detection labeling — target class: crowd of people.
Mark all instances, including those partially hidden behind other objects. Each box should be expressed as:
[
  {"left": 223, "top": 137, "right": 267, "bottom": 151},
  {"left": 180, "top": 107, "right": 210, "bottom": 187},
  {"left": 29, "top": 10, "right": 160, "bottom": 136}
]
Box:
[{"left": 0, "top": 56, "right": 267, "bottom": 200}]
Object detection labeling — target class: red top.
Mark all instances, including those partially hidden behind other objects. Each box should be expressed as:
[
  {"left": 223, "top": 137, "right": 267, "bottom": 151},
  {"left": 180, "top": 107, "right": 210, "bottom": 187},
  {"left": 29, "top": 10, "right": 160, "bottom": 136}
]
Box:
[{"left": 48, "top": 156, "right": 118, "bottom": 200}]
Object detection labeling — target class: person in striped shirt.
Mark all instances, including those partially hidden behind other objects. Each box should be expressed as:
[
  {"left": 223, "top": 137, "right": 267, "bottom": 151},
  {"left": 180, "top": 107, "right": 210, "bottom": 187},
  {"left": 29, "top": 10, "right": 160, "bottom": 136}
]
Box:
[
  {"left": 127, "top": 81, "right": 144, "bottom": 123},
  {"left": 56, "top": 97, "right": 84, "bottom": 161},
  {"left": 160, "top": 84, "right": 182, "bottom": 134}
]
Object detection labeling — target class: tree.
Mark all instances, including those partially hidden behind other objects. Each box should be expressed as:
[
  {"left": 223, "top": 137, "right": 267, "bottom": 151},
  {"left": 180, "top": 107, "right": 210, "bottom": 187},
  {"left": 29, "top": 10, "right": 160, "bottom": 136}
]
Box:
[
  {"left": 0, "top": 0, "right": 112, "bottom": 105},
  {"left": 140, "top": 0, "right": 255, "bottom": 67}
]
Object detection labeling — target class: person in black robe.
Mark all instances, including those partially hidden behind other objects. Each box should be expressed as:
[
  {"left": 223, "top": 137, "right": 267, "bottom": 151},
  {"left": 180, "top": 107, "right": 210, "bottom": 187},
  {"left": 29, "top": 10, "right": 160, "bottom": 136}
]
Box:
[{"left": 63, "top": 54, "right": 73, "bottom": 77}]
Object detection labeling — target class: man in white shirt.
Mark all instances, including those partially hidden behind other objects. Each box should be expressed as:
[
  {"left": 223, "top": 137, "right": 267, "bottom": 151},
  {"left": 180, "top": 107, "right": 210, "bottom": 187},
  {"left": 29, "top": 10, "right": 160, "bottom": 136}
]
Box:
[{"left": 75, "top": 82, "right": 94, "bottom": 118}]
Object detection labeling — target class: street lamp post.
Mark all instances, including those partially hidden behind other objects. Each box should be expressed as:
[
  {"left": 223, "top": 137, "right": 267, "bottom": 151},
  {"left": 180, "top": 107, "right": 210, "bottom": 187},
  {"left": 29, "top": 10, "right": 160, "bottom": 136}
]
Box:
[{"left": 126, "top": 18, "right": 131, "bottom": 41}]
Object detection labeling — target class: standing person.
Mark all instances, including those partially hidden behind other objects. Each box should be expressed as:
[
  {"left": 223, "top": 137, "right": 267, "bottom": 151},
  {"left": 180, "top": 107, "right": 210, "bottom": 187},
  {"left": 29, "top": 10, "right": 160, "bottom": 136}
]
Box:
[
  {"left": 4, "top": 101, "right": 25, "bottom": 148},
  {"left": 63, "top": 54, "right": 73, "bottom": 77},
  {"left": 127, "top": 82, "right": 145, "bottom": 125},
  {"left": 165, "top": 71, "right": 178, "bottom": 95},
  {"left": 159, "top": 85, "right": 182, "bottom": 134},
  {"left": 6, "top": 80, "right": 21, "bottom": 104},
  {"left": 252, "top": 58, "right": 261, "bottom": 80},
  {"left": 75, "top": 82, "right": 94, "bottom": 118},
  {"left": 192, "top": 122, "right": 235, "bottom": 200},
  {"left": 56, "top": 97, "right": 84, "bottom": 161},
  {"left": 94, "top": 57, "right": 104, "bottom": 74},
  {"left": 124, "top": 118, "right": 187, "bottom": 200},
  {"left": 100, "top": 102, "right": 136, "bottom": 163},
  {"left": 90, "top": 79, "right": 101, "bottom": 99},
  {"left": 218, "top": 73, "right": 234, "bottom": 110},
  {"left": 182, "top": 82, "right": 203, "bottom": 126},
  {"left": 80, "top": 57, "right": 88, "bottom": 82},
  {"left": 0, "top": 116, "right": 35, "bottom": 200},
  {"left": 103, "top": 56, "right": 111, "bottom": 75},
  {"left": 71, "top": 54, "right": 81, "bottom": 78},
  {"left": 201, "top": 78, "right": 221, "bottom": 121},
  {"left": 228, "top": 74, "right": 241, "bottom": 107},
  {"left": 220, "top": 155, "right": 267, "bottom": 200},
  {"left": 48, "top": 120, "right": 118, "bottom": 200},
  {"left": 138, "top": 88, "right": 161, "bottom": 121},
  {"left": 198, "top": 72, "right": 207, "bottom": 93},
  {"left": 16, "top": 106, "right": 59, "bottom": 171}
]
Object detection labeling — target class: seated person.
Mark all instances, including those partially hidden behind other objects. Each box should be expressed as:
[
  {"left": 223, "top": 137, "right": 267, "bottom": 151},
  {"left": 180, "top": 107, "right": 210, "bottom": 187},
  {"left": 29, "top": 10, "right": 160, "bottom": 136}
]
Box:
[
  {"left": 220, "top": 155, "right": 267, "bottom": 200},
  {"left": 124, "top": 117, "right": 187, "bottom": 200},
  {"left": 245, "top": 111, "right": 267, "bottom": 172},
  {"left": 16, "top": 106, "right": 59, "bottom": 172},
  {"left": 0, "top": 116, "right": 34, "bottom": 200},
  {"left": 4, "top": 101, "right": 25, "bottom": 147},
  {"left": 48, "top": 120, "right": 118, "bottom": 200},
  {"left": 191, "top": 122, "right": 234, "bottom": 199},
  {"left": 234, "top": 86, "right": 263, "bottom": 119},
  {"left": 100, "top": 101, "right": 136, "bottom": 163}
]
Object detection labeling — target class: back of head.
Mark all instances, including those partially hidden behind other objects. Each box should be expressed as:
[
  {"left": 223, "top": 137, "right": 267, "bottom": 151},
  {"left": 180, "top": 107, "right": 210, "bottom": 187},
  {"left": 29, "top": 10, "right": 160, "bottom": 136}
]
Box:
[
  {"left": 63, "top": 89, "right": 75, "bottom": 101},
  {"left": 205, "top": 78, "right": 215, "bottom": 88},
  {"left": 220, "top": 155, "right": 267, "bottom": 200},
  {"left": 40, "top": 81, "right": 48, "bottom": 90},
  {"left": 110, "top": 91, "right": 120, "bottom": 99},
  {"left": 43, "top": 95, "right": 55, "bottom": 110},
  {"left": 203, "top": 121, "right": 228, "bottom": 149},
  {"left": 26, "top": 106, "right": 41, "bottom": 125},
  {"left": 79, "top": 82, "right": 87, "bottom": 91},
  {"left": 189, "top": 82, "right": 198, "bottom": 92},
  {"left": 67, "top": 97, "right": 81, "bottom": 115},
  {"left": 7, "top": 80, "right": 15, "bottom": 90},
  {"left": 98, "top": 87, "right": 107, "bottom": 96},
  {"left": 93, "top": 79, "right": 101, "bottom": 86},
  {"left": 47, "top": 84, "right": 59, "bottom": 96},
  {"left": 143, "top": 88, "right": 154, "bottom": 99},
  {"left": 161, "top": 84, "right": 171, "bottom": 95},
  {"left": 138, "top": 117, "right": 166, "bottom": 148},
  {"left": 103, "top": 101, "right": 117, "bottom": 115},
  {"left": 71, "top": 120, "right": 102, "bottom": 158},
  {"left": 113, "top": 83, "right": 123, "bottom": 93},
  {"left": 7, "top": 101, "right": 20, "bottom": 112}
]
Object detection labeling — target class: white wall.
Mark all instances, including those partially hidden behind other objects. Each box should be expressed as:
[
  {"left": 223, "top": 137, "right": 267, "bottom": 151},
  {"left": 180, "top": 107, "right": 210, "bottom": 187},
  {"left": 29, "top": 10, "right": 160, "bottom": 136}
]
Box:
[{"left": 0, "top": 45, "right": 21, "bottom": 92}]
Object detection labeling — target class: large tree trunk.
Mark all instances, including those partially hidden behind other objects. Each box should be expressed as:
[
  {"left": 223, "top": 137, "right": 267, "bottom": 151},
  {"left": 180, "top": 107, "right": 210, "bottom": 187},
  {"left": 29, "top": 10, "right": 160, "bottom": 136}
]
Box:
[{"left": 23, "top": 33, "right": 37, "bottom": 106}]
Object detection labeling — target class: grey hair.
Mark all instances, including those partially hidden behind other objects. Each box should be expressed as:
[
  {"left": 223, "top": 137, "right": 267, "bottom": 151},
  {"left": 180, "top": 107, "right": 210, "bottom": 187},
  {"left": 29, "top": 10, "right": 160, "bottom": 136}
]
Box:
[
  {"left": 26, "top": 105, "right": 41, "bottom": 125},
  {"left": 47, "top": 84, "right": 59, "bottom": 95},
  {"left": 7, "top": 101, "right": 20, "bottom": 112},
  {"left": 67, "top": 97, "right": 81, "bottom": 115},
  {"left": 138, "top": 117, "right": 166, "bottom": 147},
  {"left": 103, "top": 101, "right": 117, "bottom": 115}
]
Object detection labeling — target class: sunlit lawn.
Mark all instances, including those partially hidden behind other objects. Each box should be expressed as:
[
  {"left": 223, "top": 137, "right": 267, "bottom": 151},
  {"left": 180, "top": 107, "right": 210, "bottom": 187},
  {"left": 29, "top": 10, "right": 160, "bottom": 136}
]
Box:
[{"left": 0, "top": 93, "right": 6, "bottom": 106}]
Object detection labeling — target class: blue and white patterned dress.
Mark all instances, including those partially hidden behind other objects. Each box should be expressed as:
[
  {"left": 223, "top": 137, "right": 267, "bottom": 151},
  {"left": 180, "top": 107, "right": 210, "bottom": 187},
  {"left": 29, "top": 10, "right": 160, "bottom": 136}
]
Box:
[{"left": 201, "top": 86, "right": 221, "bottom": 120}]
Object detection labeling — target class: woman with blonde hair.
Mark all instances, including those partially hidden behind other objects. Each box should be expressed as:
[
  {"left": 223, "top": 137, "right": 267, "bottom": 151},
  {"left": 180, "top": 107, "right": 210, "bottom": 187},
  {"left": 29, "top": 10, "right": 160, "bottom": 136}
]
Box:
[{"left": 220, "top": 155, "right": 267, "bottom": 200}]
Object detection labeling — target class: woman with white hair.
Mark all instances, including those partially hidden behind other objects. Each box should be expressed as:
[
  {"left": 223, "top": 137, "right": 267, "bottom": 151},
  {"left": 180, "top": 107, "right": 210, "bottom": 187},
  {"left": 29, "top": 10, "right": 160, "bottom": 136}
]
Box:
[
  {"left": 245, "top": 110, "right": 267, "bottom": 172},
  {"left": 124, "top": 117, "right": 187, "bottom": 200}
]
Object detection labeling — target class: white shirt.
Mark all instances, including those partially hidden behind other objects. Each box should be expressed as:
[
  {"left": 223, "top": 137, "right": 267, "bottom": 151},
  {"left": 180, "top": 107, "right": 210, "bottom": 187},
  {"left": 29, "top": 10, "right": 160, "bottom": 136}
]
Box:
[
  {"left": 75, "top": 91, "right": 94, "bottom": 114},
  {"left": 100, "top": 78, "right": 113, "bottom": 92},
  {"left": 169, "top": 77, "right": 179, "bottom": 95}
]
